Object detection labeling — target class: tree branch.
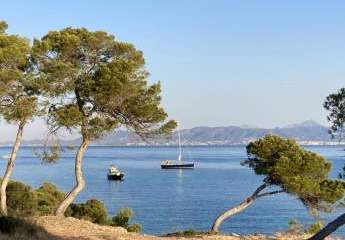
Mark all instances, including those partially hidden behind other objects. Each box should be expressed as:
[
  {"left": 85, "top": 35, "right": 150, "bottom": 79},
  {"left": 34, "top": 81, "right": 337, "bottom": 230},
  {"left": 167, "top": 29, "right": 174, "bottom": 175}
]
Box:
[{"left": 257, "top": 190, "right": 285, "bottom": 198}]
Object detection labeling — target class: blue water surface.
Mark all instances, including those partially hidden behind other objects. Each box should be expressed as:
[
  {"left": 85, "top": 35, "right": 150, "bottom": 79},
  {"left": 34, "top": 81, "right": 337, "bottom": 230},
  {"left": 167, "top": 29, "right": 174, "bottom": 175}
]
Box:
[{"left": 0, "top": 145, "right": 344, "bottom": 235}]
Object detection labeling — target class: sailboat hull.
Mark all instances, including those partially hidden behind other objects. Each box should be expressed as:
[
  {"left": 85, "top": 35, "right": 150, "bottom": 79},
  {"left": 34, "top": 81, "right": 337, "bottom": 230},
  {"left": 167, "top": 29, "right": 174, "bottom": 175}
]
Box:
[{"left": 161, "top": 163, "right": 194, "bottom": 169}]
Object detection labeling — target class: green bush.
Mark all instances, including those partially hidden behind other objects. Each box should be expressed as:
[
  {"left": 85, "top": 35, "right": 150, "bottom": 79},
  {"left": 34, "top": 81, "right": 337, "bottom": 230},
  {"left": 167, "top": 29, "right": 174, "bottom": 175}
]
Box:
[
  {"left": 5, "top": 180, "right": 66, "bottom": 217},
  {"left": 181, "top": 229, "right": 200, "bottom": 237},
  {"left": 111, "top": 208, "right": 142, "bottom": 232},
  {"left": 6, "top": 181, "right": 38, "bottom": 217},
  {"left": 163, "top": 229, "right": 205, "bottom": 238},
  {"left": 306, "top": 221, "right": 324, "bottom": 235},
  {"left": 35, "top": 182, "right": 65, "bottom": 215},
  {"left": 68, "top": 199, "right": 109, "bottom": 225},
  {"left": 111, "top": 208, "right": 132, "bottom": 228},
  {"left": 127, "top": 223, "right": 142, "bottom": 233},
  {"left": 3, "top": 180, "right": 142, "bottom": 232}
]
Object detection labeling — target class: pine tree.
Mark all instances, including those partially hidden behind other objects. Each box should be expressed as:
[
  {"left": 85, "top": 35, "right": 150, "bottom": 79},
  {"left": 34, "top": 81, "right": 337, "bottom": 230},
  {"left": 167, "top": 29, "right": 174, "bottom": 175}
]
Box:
[
  {"left": 0, "top": 21, "right": 41, "bottom": 215},
  {"left": 308, "top": 88, "right": 345, "bottom": 240},
  {"left": 211, "top": 135, "right": 345, "bottom": 233},
  {"left": 33, "top": 27, "right": 176, "bottom": 216}
]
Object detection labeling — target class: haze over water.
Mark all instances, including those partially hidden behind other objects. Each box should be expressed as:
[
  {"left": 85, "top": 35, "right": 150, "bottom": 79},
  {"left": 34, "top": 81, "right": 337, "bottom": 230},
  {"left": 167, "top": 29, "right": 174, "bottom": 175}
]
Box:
[{"left": 0, "top": 145, "right": 344, "bottom": 235}]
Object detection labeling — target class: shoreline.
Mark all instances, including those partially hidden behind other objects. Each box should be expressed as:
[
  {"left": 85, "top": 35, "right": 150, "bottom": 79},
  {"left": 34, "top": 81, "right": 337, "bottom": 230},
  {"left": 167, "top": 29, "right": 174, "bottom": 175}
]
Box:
[{"left": 0, "top": 143, "right": 345, "bottom": 147}]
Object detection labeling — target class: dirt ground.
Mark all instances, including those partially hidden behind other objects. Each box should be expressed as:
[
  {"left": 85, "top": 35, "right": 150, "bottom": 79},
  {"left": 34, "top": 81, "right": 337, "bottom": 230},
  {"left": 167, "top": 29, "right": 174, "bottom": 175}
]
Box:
[{"left": 30, "top": 216, "right": 307, "bottom": 240}]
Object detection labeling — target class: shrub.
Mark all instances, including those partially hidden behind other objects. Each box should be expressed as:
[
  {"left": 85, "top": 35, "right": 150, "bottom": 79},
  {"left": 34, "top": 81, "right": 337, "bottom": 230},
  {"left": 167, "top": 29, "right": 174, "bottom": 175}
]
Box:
[
  {"left": 35, "top": 182, "right": 65, "bottom": 215},
  {"left": 3, "top": 180, "right": 142, "bottom": 232},
  {"left": 127, "top": 223, "right": 142, "bottom": 233},
  {"left": 181, "top": 229, "right": 200, "bottom": 237},
  {"left": 5, "top": 180, "right": 67, "bottom": 217},
  {"left": 68, "top": 199, "right": 109, "bottom": 225},
  {"left": 6, "top": 181, "right": 38, "bottom": 217},
  {"left": 306, "top": 221, "right": 324, "bottom": 235},
  {"left": 111, "top": 208, "right": 142, "bottom": 232},
  {"left": 163, "top": 229, "right": 205, "bottom": 238}
]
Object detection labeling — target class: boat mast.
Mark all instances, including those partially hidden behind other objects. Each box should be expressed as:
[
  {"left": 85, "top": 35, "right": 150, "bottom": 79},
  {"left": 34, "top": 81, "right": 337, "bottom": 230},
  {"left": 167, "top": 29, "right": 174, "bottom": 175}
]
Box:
[{"left": 178, "top": 130, "right": 182, "bottom": 161}]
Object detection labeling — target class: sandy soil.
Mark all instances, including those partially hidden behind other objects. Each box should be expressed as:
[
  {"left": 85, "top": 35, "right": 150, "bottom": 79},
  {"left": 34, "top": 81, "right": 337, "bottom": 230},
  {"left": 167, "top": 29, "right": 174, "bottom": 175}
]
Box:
[{"left": 24, "top": 216, "right": 315, "bottom": 240}]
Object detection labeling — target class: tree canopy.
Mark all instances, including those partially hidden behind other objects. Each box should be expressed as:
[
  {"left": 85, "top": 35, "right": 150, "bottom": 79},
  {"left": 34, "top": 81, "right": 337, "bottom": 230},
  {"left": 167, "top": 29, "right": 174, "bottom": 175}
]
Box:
[
  {"left": 32, "top": 27, "right": 175, "bottom": 139},
  {"left": 324, "top": 88, "right": 345, "bottom": 139},
  {"left": 245, "top": 135, "right": 345, "bottom": 210},
  {"left": 0, "top": 21, "right": 39, "bottom": 124}
]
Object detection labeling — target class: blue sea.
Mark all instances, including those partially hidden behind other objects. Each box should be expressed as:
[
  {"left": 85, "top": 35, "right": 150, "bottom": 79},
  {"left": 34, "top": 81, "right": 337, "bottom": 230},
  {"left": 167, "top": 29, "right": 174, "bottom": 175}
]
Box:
[{"left": 0, "top": 145, "right": 344, "bottom": 235}]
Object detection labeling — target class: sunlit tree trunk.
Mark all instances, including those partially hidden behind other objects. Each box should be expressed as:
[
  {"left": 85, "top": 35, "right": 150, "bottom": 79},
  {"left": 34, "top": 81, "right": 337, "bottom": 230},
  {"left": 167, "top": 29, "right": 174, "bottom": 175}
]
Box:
[
  {"left": 211, "top": 184, "right": 283, "bottom": 233},
  {"left": 308, "top": 213, "right": 345, "bottom": 240},
  {"left": 55, "top": 134, "right": 89, "bottom": 216},
  {"left": 211, "top": 195, "right": 256, "bottom": 233},
  {"left": 0, "top": 121, "right": 25, "bottom": 216}
]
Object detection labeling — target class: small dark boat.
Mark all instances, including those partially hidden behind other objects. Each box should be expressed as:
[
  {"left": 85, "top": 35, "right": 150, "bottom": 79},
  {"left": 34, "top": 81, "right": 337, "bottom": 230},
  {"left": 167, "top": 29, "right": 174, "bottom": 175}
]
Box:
[
  {"left": 107, "top": 165, "right": 124, "bottom": 181},
  {"left": 161, "top": 160, "right": 194, "bottom": 169}
]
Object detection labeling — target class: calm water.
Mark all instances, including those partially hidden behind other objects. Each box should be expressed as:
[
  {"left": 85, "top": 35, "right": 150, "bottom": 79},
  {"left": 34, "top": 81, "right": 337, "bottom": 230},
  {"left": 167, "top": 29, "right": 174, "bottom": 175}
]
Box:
[{"left": 0, "top": 145, "right": 344, "bottom": 235}]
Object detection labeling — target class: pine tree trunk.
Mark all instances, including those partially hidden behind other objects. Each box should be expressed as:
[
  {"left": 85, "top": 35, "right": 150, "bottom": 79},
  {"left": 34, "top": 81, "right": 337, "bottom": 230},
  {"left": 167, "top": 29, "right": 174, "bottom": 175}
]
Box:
[
  {"left": 308, "top": 213, "right": 345, "bottom": 240},
  {"left": 210, "top": 183, "right": 268, "bottom": 233},
  {"left": 55, "top": 136, "right": 90, "bottom": 216},
  {"left": 0, "top": 121, "right": 25, "bottom": 216},
  {"left": 211, "top": 196, "right": 256, "bottom": 233}
]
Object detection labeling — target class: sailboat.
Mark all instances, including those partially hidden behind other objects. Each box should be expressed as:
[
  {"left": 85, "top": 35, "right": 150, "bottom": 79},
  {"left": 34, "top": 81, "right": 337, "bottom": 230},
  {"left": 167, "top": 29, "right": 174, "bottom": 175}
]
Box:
[{"left": 160, "top": 130, "right": 194, "bottom": 169}]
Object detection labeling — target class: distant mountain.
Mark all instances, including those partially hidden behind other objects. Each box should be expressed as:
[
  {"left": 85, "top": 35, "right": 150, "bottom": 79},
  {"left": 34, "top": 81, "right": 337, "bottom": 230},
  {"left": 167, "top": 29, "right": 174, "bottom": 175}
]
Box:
[
  {"left": 0, "top": 120, "right": 332, "bottom": 146},
  {"left": 66, "top": 120, "right": 332, "bottom": 146},
  {"left": 174, "top": 120, "right": 330, "bottom": 145}
]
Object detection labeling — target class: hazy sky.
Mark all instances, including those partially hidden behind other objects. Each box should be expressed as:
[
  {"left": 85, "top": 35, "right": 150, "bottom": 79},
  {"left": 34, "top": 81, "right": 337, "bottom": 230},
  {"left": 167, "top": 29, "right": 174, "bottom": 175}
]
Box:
[{"left": 1, "top": 0, "right": 345, "bottom": 141}]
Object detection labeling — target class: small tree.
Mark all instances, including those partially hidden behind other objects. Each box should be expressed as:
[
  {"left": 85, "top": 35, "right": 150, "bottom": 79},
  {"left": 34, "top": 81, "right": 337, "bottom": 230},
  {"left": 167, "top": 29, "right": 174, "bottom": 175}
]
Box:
[
  {"left": 33, "top": 27, "right": 176, "bottom": 216},
  {"left": 0, "top": 21, "right": 40, "bottom": 216},
  {"left": 211, "top": 135, "right": 345, "bottom": 233},
  {"left": 307, "top": 88, "right": 345, "bottom": 240}
]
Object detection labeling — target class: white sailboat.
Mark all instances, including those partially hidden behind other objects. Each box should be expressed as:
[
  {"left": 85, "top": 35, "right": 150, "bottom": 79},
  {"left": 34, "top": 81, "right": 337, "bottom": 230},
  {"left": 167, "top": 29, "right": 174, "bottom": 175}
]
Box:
[{"left": 160, "top": 130, "right": 194, "bottom": 169}]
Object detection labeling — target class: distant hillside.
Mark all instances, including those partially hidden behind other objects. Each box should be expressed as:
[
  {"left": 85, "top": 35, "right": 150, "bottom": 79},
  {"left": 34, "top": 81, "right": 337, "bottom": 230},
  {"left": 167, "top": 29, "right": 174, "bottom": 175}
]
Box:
[
  {"left": 1, "top": 120, "right": 332, "bottom": 146},
  {"left": 66, "top": 120, "right": 332, "bottom": 146},
  {"left": 161, "top": 120, "right": 331, "bottom": 145}
]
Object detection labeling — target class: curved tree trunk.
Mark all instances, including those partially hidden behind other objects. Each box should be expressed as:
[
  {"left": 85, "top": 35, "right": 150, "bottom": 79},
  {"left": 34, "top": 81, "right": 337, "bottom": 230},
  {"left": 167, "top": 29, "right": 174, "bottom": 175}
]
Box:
[
  {"left": 308, "top": 213, "right": 345, "bottom": 240},
  {"left": 0, "top": 121, "right": 25, "bottom": 216},
  {"left": 211, "top": 183, "right": 283, "bottom": 233},
  {"left": 211, "top": 195, "right": 256, "bottom": 233},
  {"left": 55, "top": 135, "right": 90, "bottom": 216}
]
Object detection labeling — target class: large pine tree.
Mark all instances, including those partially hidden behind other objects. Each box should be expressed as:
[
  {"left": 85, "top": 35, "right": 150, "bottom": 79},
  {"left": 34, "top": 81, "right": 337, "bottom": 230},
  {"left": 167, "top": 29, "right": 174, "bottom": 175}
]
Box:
[
  {"left": 33, "top": 27, "right": 176, "bottom": 216},
  {"left": 0, "top": 21, "right": 41, "bottom": 215},
  {"left": 211, "top": 135, "right": 345, "bottom": 233}
]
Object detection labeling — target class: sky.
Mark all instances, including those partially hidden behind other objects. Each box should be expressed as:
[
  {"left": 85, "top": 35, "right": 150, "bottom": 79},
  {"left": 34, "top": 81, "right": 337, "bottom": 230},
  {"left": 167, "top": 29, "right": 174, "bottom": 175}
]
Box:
[{"left": 1, "top": 0, "right": 345, "bottom": 141}]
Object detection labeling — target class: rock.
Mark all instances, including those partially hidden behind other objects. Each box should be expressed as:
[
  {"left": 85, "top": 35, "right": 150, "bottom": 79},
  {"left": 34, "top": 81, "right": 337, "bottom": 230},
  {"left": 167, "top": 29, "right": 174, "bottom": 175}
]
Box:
[{"left": 230, "top": 233, "right": 241, "bottom": 237}]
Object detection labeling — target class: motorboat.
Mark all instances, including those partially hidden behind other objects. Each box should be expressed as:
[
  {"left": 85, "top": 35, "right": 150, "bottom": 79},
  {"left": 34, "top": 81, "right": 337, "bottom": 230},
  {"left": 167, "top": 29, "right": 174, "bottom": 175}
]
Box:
[{"left": 107, "top": 165, "right": 124, "bottom": 180}]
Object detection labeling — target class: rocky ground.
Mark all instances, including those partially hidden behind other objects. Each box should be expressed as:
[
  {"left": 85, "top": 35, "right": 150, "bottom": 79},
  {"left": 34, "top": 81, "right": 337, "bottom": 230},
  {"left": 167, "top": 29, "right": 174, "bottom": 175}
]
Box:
[{"left": 0, "top": 216, "right": 340, "bottom": 240}]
